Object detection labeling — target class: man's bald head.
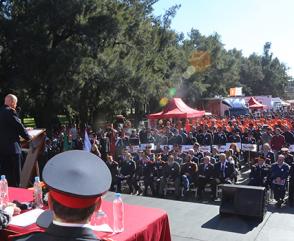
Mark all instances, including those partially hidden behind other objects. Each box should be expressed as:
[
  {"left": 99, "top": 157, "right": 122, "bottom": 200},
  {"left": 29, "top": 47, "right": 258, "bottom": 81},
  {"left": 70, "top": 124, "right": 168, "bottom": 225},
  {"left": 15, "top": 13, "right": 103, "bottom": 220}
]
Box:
[{"left": 4, "top": 94, "right": 18, "bottom": 109}]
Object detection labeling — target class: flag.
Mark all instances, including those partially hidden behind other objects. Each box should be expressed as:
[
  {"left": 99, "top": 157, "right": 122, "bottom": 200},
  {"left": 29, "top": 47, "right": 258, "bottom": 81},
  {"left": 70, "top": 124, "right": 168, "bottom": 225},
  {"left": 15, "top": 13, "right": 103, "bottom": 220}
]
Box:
[{"left": 83, "top": 130, "right": 91, "bottom": 152}]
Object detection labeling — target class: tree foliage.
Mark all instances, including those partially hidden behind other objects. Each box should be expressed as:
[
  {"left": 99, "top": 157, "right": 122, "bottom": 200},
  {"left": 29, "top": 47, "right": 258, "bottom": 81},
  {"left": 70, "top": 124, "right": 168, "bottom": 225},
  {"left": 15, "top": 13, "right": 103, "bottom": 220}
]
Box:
[{"left": 0, "top": 0, "right": 291, "bottom": 129}]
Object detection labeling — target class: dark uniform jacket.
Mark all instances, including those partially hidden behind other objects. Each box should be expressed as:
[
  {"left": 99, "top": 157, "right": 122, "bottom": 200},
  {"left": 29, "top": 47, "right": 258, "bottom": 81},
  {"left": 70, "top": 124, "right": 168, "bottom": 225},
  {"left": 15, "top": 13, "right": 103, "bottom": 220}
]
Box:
[
  {"left": 262, "top": 151, "right": 275, "bottom": 164},
  {"left": 213, "top": 132, "right": 227, "bottom": 145},
  {"left": 153, "top": 161, "right": 165, "bottom": 179},
  {"left": 193, "top": 152, "right": 204, "bottom": 164},
  {"left": 241, "top": 135, "right": 256, "bottom": 144},
  {"left": 162, "top": 162, "right": 180, "bottom": 180},
  {"left": 106, "top": 161, "right": 119, "bottom": 179},
  {"left": 196, "top": 133, "right": 212, "bottom": 146},
  {"left": 283, "top": 131, "right": 294, "bottom": 145},
  {"left": 181, "top": 162, "right": 197, "bottom": 177},
  {"left": 138, "top": 160, "right": 154, "bottom": 178},
  {"left": 227, "top": 134, "right": 241, "bottom": 143},
  {"left": 0, "top": 105, "right": 30, "bottom": 155},
  {"left": 271, "top": 162, "right": 290, "bottom": 182},
  {"left": 12, "top": 223, "right": 100, "bottom": 241},
  {"left": 120, "top": 160, "right": 136, "bottom": 177},
  {"left": 198, "top": 163, "right": 214, "bottom": 179},
  {"left": 249, "top": 164, "right": 271, "bottom": 186}
]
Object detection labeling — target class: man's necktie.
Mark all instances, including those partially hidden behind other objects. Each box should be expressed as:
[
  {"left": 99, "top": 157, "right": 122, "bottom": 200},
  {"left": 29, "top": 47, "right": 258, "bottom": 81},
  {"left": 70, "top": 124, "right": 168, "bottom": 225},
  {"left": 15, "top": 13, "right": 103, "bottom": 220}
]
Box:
[{"left": 221, "top": 164, "right": 225, "bottom": 177}]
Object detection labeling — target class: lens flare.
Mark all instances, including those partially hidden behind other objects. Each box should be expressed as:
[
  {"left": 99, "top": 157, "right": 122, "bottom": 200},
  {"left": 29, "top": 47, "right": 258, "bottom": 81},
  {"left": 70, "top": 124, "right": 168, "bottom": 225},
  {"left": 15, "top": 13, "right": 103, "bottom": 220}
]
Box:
[
  {"left": 189, "top": 51, "right": 211, "bottom": 72},
  {"left": 159, "top": 97, "right": 169, "bottom": 107},
  {"left": 168, "top": 88, "right": 177, "bottom": 97}
]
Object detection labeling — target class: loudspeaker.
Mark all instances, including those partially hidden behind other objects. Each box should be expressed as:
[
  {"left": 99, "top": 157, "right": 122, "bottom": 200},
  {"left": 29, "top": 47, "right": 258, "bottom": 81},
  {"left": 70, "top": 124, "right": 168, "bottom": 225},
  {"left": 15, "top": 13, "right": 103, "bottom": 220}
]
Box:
[{"left": 219, "top": 184, "right": 266, "bottom": 220}]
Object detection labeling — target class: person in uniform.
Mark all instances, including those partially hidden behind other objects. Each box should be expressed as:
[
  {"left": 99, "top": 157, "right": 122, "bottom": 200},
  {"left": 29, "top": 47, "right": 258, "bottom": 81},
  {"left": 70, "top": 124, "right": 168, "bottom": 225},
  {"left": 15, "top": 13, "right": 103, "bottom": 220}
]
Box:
[
  {"left": 271, "top": 154, "right": 290, "bottom": 208},
  {"left": 192, "top": 143, "right": 204, "bottom": 164},
  {"left": 152, "top": 153, "right": 165, "bottom": 197},
  {"left": 180, "top": 154, "right": 198, "bottom": 196},
  {"left": 212, "top": 153, "right": 236, "bottom": 200},
  {"left": 0, "top": 94, "right": 32, "bottom": 186},
  {"left": 197, "top": 156, "right": 214, "bottom": 200},
  {"left": 201, "top": 128, "right": 213, "bottom": 146},
  {"left": 12, "top": 150, "right": 111, "bottom": 241},
  {"left": 159, "top": 155, "right": 181, "bottom": 198},
  {"left": 105, "top": 154, "right": 119, "bottom": 192},
  {"left": 227, "top": 129, "right": 241, "bottom": 143},
  {"left": 136, "top": 152, "right": 154, "bottom": 196},
  {"left": 117, "top": 152, "right": 137, "bottom": 194},
  {"left": 248, "top": 156, "right": 271, "bottom": 188},
  {"left": 213, "top": 127, "right": 227, "bottom": 146}
]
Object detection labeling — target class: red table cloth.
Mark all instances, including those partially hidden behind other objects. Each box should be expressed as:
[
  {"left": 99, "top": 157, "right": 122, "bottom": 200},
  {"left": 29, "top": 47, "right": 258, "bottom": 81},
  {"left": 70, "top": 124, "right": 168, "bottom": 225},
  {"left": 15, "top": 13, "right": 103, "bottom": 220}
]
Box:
[{"left": 2, "top": 187, "right": 171, "bottom": 241}]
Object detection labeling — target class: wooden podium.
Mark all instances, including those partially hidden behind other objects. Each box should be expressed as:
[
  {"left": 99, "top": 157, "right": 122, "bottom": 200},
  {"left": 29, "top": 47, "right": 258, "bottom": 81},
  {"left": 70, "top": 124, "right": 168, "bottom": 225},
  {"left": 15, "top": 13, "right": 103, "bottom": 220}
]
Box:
[{"left": 20, "top": 129, "right": 46, "bottom": 188}]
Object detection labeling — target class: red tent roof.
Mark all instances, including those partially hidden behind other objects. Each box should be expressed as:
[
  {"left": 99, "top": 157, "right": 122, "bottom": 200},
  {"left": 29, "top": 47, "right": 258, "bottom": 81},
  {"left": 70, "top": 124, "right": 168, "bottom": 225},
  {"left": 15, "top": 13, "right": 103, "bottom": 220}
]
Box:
[
  {"left": 148, "top": 98, "right": 205, "bottom": 119},
  {"left": 248, "top": 97, "right": 267, "bottom": 109}
]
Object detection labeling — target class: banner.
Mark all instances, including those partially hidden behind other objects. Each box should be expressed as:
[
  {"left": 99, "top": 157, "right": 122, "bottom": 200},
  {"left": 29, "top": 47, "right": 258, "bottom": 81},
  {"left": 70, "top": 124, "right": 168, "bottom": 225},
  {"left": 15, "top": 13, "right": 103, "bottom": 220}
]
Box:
[
  {"left": 140, "top": 143, "right": 155, "bottom": 150},
  {"left": 160, "top": 145, "right": 173, "bottom": 151},
  {"left": 199, "top": 145, "right": 211, "bottom": 153},
  {"left": 127, "top": 145, "right": 140, "bottom": 153},
  {"left": 181, "top": 145, "right": 194, "bottom": 152},
  {"left": 241, "top": 143, "right": 257, "bottom": 152},
  {"left": 212, "top": 145, "right": 227, "bottom": 153},
  {"left": 225, "top": 142, "right": 241, "bottom": 151}
]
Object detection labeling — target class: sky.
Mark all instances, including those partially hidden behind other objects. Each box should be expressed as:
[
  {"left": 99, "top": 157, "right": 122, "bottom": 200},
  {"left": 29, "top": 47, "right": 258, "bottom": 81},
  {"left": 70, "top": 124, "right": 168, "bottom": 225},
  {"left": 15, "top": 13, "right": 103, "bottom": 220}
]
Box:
[{"left": 153, "top": 0, "right": 294, "bottom": 77}]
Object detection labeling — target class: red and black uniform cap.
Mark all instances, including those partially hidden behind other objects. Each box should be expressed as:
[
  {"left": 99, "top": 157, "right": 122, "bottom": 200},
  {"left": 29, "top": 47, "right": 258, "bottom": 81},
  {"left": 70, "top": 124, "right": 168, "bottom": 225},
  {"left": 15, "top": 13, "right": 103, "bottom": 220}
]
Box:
[{"left": 36, "top": 150, "right": 111, "bottom": 227}]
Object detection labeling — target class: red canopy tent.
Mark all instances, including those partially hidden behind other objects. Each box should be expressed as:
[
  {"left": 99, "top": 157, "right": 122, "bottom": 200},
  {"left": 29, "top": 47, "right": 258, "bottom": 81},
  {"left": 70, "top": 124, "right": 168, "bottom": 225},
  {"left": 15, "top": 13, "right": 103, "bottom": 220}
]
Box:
[
  {"left": 247, "top": 97, "right": 267, "bottom": 109},
  {"left": 147, "top": 98, "right": 205, "bottom": 119}
]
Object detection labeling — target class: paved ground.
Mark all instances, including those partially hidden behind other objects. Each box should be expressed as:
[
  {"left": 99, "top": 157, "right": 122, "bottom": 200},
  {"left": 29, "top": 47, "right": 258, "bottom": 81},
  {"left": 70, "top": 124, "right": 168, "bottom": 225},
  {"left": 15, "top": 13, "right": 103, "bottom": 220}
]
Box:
[{"left": 104, "top": 192, "right": 294, "bottom": 241}]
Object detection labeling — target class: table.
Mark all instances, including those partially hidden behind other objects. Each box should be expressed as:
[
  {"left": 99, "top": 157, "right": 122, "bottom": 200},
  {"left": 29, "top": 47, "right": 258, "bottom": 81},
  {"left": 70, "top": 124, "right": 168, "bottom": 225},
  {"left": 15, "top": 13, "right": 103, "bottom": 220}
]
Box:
[{"left": 2, "top": 187, "right": 171, "bottom": 241}]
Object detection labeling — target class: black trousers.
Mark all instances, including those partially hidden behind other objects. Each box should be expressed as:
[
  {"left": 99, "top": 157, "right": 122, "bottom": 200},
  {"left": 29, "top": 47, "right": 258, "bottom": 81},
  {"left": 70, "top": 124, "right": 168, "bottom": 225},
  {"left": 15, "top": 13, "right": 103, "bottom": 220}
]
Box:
[
  {"left": 272, "top": 183, "right": 286, "bottom": 201},
  {"left": 143, "top": 176, "right": 156, "bottom": 196},
  {"left": 0, "top": 153, "right": 22, "bottom": 187},
  {"left": 197, "top": 177, "right": 215, "bottom": 198},
  {"left": 117, "top": 176, "right": 141, "bottom": 194},
  {"left": 288, "top": 180, "right": 294, "bottom": 204}
]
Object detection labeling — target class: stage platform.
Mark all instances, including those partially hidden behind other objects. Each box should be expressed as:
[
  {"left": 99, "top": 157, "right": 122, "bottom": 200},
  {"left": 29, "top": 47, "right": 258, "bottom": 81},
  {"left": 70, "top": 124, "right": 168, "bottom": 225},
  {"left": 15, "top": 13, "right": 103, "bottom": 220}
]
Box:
[{"left": 104, "top": 193, "right": 294, "bottom": 241}]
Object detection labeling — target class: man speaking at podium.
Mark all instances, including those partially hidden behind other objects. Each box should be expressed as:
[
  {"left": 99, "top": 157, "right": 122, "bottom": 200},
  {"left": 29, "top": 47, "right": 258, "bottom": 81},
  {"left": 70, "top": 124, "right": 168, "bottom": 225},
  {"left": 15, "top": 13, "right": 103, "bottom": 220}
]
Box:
[{"left": 0, "top": 94, "right": 31, "bottom": 187}]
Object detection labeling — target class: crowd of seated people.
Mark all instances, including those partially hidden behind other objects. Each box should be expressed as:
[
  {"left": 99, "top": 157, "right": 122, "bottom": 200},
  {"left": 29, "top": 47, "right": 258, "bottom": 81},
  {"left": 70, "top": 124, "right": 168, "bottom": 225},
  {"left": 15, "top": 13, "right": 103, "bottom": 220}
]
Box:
[
  {"left": 43, "top": 115, "right": 294, "bottom": 207},
  {"left": 104, "top": 143, "right": 293, "bottom": 208}
]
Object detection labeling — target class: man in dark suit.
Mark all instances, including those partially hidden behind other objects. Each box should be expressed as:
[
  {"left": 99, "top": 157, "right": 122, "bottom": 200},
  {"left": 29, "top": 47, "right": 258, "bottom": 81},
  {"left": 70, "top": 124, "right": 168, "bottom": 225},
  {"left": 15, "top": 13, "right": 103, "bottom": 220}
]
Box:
[
  {"left": 181, "top": 154, "right": 197, "bottom": 195},
  {"left": 159, "top": 154, "right": 181, "bottom": 198},
  {"left": 211, "top": 153, "right": 236, "bottom": 200},
  {"left": 12, "top": 150, "right": 111, "bottom": 241},
  {"left": 197, "top": 156, "right": 214, "bottom": 200},
  {"left": 0, "top": 94, "right": 31, "bottom": 186}
]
